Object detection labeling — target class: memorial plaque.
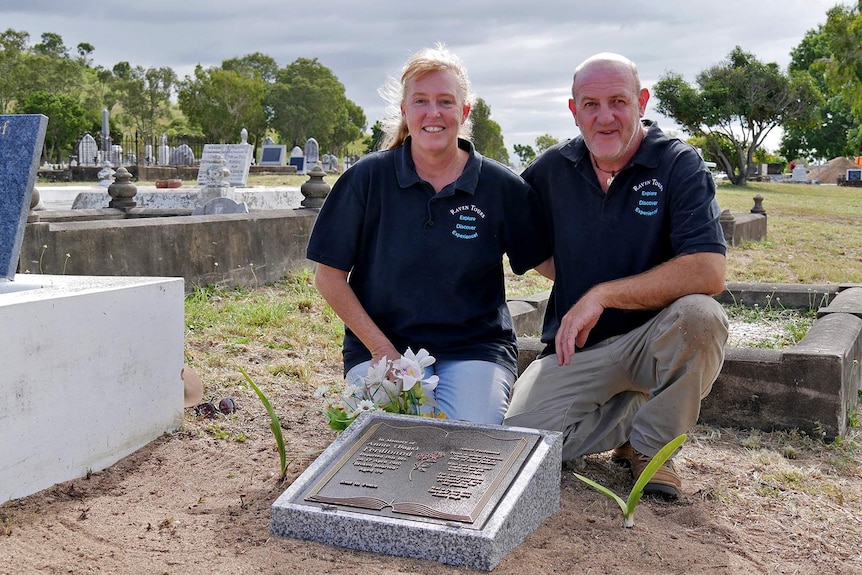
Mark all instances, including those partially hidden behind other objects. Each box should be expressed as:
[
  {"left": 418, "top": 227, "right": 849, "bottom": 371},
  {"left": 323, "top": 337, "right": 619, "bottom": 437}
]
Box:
[
  {"left": 303, "top": 419, "right": 539, "bottom": 529},
  {"left": 271, "top": 412, "right": 562, "bottom": 570}
]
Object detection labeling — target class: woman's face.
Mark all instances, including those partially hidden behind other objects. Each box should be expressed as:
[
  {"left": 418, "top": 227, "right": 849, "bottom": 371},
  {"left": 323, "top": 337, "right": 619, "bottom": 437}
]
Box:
[{"left": 401, "top": 69, "right": 470, "bottom": 158}]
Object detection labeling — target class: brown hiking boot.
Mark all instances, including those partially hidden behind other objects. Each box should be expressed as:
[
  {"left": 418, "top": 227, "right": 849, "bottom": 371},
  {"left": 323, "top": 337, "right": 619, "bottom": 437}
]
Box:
[
  {"left": 631, "top": 450, "right": 682, "bottom": 500},
  {"left": 610, "top": 441, "right": 634, "bottom": 468}
]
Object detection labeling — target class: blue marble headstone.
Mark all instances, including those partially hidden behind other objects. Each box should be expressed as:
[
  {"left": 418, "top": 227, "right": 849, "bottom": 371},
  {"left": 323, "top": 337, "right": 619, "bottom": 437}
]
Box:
[{"left": 0, "top": 114, "right": 48, "bottom": 281}]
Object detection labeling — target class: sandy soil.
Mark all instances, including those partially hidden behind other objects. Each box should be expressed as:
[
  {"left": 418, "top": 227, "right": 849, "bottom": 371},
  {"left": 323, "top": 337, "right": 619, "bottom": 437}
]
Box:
[{"left": 2, "top": 368, "right": 861, "bottom": 575}]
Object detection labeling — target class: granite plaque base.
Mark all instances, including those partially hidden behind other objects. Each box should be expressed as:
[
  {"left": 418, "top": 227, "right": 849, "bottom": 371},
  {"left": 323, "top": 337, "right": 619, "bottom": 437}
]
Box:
[{"left": 271, "top": 412, "right": 562, "bottom": 571}]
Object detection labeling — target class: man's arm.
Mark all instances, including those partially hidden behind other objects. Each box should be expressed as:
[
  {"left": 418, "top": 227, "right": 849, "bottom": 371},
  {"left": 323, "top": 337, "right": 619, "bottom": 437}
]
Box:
[
  {"left": 554, "top": 252, "right": 725, "bottom": 365},
  {"left": 314, "top": 263, "right": 400, "bottom": 365}
]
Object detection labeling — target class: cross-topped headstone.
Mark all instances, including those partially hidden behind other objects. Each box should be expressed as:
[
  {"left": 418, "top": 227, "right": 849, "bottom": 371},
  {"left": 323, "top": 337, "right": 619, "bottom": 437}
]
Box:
[{"left": 0, "top": 114, "right": 48, "bottom": 281}]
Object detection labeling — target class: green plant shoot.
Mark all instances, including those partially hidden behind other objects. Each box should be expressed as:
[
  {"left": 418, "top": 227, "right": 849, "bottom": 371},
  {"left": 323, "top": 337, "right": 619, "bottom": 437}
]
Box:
[
  {"left": 573, "top": 433, "right": 687, "bottom": 528},
  {"left": 239, "top": 366, "right": 287, "bottom": 479}
]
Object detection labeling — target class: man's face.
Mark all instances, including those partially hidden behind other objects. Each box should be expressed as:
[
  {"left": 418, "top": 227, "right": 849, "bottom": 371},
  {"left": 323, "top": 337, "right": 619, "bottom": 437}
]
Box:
[{"left": 568, "top": 61, "right": 649, "bottom": 165}]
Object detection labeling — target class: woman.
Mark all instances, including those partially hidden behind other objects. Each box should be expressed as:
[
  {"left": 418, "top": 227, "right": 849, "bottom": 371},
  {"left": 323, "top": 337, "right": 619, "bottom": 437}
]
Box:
[{"left": 306, "top": 44, "right": 551, "bottom": 424}]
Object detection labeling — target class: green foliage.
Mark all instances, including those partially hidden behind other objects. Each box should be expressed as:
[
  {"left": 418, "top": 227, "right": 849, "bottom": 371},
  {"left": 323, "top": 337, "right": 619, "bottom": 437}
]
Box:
[
  {"left": 534, "top": 133, "right": 559, "bottom": 154},
  {"left": 782, "top": 24, "right": 857, "bottom": 161},
  {"left": 470, "top": 97, "right": 509, "bottom": 164},
  {"left": 573, "top": 434, "right": 687, "bottom": 528},
  {"left": 267, "top": 57, "right": 365, "bottom": 154},
  {"left": 18, "top": 90, "right": 91, "bottom": 163},
  {"left": 366, "top": 120, "right": 385, "bottom": 153},
  {"left": 239, "top": 366, "right": 287, "bottom": 479},
  {"left": 177, "top": 64, "right": 266, "bottom": 144},
  {"left": 2, "top": 29, "right": 369, "bottom": 159},
  {"left": 513, "top": 143, "right": 536, "bottom": 166},
  {"left": 0, "top": 29, "right": 31, "bottom": 113},
  {"left": 654, "top": 47, "right": 821, "bottom": 186},
  {"left": 821, "top": 2, "right": 862, "bottom": 125},
  {"left": 221, "top": 52, "right": 279, "bottom": 83},
  {"left": 112, "top": 64, "right": 177, "bottom": 142}
]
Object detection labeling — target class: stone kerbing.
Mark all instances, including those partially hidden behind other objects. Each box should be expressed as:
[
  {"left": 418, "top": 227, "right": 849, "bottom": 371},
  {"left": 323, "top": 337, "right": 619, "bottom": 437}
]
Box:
[{"left": 512, "top": 283, "right": 862, "bottom": 440}]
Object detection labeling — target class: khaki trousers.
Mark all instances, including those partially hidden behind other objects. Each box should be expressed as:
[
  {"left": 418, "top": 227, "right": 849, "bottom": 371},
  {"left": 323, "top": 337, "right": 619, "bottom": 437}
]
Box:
[{"left": 503, "top": 295, "right": 728, "bottom": 461}]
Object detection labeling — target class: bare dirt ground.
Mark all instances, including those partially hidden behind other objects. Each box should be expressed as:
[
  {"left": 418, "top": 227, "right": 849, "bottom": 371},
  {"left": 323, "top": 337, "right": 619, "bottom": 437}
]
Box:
[{"left": 2, "top": 298, "right": 861, "bottom": 575}]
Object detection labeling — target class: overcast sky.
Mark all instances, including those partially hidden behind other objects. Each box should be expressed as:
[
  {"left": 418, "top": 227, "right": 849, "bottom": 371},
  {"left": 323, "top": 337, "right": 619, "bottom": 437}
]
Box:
[{"left": 1, "top": 0, "right": 847, "bottom": 156}]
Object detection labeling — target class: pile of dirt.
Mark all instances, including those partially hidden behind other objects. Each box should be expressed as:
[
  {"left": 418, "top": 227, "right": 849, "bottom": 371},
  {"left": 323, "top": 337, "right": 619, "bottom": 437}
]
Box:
[{"left": 806, "top": 156, "right": 860, "bottom": 183}]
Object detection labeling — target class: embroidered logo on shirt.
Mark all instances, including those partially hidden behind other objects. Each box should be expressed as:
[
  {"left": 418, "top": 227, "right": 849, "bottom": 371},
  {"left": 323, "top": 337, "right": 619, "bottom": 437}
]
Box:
[
  {"left": 632, "top": 179, "right": 663, "bottom": 216},
  {"left": 449, "top": 204, "right": 485, "bottom": 239}
]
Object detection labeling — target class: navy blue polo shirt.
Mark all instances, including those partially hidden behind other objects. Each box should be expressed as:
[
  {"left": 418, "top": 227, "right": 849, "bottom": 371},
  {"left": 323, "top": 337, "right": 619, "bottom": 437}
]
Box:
[
  {"left": 306, "top": 138, "right": 551, "bottom": 375},
  {"left": 522, "top": 120, "right": 726, "bottom": 353}
]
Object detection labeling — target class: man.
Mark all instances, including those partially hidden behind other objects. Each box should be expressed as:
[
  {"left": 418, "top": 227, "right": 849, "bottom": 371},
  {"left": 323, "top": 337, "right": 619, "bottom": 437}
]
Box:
[{"left": 503, "top": 53, "right": 728, "bottom": 500}]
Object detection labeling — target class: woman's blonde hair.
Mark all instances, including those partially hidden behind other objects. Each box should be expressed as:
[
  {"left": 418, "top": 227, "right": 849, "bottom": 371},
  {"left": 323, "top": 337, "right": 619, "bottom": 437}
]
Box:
[{"left": 378, "top": 43, "right": 474, "bottom": 150}]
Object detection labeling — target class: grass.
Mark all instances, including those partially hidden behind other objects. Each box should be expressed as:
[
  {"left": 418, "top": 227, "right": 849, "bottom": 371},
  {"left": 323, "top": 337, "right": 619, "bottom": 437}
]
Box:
[{"left": 715, "top": 181, "right": 862, "bottom": 284}]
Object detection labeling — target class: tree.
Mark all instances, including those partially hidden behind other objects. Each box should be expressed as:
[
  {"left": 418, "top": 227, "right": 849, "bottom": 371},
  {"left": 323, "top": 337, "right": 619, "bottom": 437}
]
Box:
[
  {"left": 0, "top": 28, "right": 29, "bottom": 113},
  {"left": 470, "top": 97, "right": 509, "bottom": 164},
  {"left": 535, "top": 134, "right": 559, "bottom": 154},
  {"left": 781, "top": 23, "right": 857, "bottom": 161},
  {"left": 653, "top": 46, "right": 821, "bottom": 186},
  {"left": 267, "top": 57, "right": 365, "bottom": 153},
  {"left": 178, "top": 64, "right": 266, "bottom": 144},
  {"left": 18, "top": 90, "right": 91, "bottom": 163},
  {"left": 513, "top": 143, "right": 536, "bottom": 166},
  {"left": 366, "top": 120, "right": 385, "bottom": 153},
  {"left": 113, "top": 64, "right": 177, "bottom": 142},
  {"left": 328, "top": 99, "right": 366, "bottom": 157},
  {"left": 33, "top": 32, "right": 67, "bottom": 57},
  {"left": 222, "top": 52, "right": 279, "bottom": 83},
  {"left": 819, "top": 1, "right": 862, "bottom": 152}
]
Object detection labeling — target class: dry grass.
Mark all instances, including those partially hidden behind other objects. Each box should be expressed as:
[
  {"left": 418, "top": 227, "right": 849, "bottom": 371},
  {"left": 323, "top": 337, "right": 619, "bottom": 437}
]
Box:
[{"left": 716, "top": 181, "right": 862, "bottom": 284}]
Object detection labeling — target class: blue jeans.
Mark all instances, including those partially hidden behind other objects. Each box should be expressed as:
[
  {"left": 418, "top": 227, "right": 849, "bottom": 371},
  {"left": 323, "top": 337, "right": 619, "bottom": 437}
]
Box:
[{"left": 346, "top": 359, "right": 514, "bottom": 424}]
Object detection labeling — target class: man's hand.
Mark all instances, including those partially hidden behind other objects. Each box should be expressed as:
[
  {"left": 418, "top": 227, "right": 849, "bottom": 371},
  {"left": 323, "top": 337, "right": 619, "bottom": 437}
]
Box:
[{"left": 555, "top": 292, "right": 604, "bottom": 366}]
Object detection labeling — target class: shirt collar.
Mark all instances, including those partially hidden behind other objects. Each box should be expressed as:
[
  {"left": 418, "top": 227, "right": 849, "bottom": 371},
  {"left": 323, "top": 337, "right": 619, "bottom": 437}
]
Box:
[{"left": 395, "top": 137, "right": 481, "bottom": 195}]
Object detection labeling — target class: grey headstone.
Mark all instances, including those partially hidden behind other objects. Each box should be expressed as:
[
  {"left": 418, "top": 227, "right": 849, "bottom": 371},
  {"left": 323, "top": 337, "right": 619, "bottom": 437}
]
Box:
[
  {"left": 1, "top": 114, "right": 48, "bottom": 281},
  {"left": 191, "top": 197, "right": 249, "bottom": 215},
  {"left": 271, "top": 411, "right": 561, "bottom": 571},
  {"left": 304, "top": 137, "right": 319, "bottom": 168},
  {"left": 77, "top": 133, "right": 98, "bottom": 166},
  {"left": 169, "top": 144, "right": 195, "bottom": 166}
]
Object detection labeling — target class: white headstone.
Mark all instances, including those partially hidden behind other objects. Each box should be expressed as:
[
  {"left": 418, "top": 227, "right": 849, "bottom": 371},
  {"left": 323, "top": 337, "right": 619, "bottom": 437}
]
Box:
[
  {"left": 259, "top": 144, "right": 287, "bottom": 166},
  {"left": 158, "top": 133, "right": 169, "bottom": 166},
  {"left": 197, "top": 143, "right": 253, "bottom": 186},
  {"left": 290, "top": 145, "right": 305, "bottom": 174}
]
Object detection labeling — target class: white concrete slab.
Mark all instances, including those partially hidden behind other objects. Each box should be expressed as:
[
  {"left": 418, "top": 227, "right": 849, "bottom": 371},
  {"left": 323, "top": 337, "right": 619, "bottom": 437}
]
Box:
[{"left": 0, "top": 274, "right": 185, "bottom": 503}]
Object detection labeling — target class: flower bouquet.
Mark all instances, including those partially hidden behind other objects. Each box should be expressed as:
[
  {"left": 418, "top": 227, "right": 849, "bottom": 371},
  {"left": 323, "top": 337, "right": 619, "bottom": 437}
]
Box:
[{"left": 318, "top": 348, "right": 446, "bottom": 430}]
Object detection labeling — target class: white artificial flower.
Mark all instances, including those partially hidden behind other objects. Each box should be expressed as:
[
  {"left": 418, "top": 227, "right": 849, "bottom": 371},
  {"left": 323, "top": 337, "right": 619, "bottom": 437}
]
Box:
[
  {"left": 393, "top": 348, "right": 438, "bottom": 392},
  {"left": 341, "top": 383, "right": 363, "bottom": 399}
]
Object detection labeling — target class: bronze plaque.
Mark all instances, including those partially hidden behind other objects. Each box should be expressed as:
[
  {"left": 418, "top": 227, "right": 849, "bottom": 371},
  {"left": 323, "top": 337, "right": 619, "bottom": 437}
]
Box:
[{"left": 303, "top": 420, "right": 540, "bottom": 529}]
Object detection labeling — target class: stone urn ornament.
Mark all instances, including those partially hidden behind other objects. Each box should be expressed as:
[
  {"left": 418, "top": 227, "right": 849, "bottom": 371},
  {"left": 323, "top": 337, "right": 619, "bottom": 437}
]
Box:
[
  {"left": 108, "top": 166, "right": 137, "bottom": 209},
  {"left": 300, "top": 161, "right": 330, "bottom": 208}
]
